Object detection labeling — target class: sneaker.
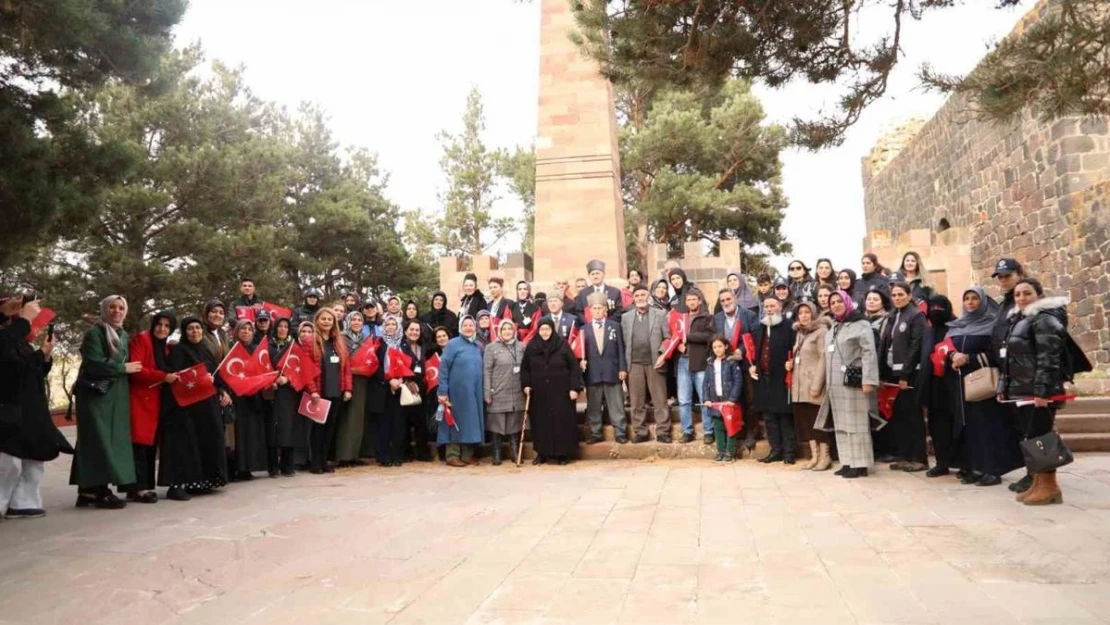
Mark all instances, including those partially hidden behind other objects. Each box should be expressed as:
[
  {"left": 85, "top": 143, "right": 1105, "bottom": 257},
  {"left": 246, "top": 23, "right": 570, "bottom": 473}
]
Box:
[
  {"left": 5, "top": 508, "right": 45, "bottom": 519},
  {"left": 680, "top": 432, "right": 696, "bottom": 444},
  {"left": 703, "top": 434, "right": 715, "bottom": 445},
  {"left": 714, "top": 453, "right": 725, "bottom": 462},
  {"left": 722, "top": 453, "right": 735, "bottom": 464}
]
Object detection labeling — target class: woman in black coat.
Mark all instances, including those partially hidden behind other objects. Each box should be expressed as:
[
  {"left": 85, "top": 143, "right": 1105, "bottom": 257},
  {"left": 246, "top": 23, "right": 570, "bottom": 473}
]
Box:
[
  {"left": 459, "top": 273, "right": 488, "bottom": 320},
  {"left": 159, "top": 316, "right": 228, "bottom": 500},
  {"left": 521, "top": 320, "right": 584, "bottom": 465},
  {"left": 422, "top": 292, "right": 459, "bottom": 339},
  {"left": 853, "top": 253, "right": 890, "bottom": 307},
  {"left": 0, "top": 302, "right": 73, "bottom": 517},
  {"left": 879, "top": 282, "right": 928, "bottom": 472},
  {"left": 1000, "top": 278, "right": 1086, "bottom": 505},
  {"left": 269, "top": 318, "right": 307, "bottom": 476}
]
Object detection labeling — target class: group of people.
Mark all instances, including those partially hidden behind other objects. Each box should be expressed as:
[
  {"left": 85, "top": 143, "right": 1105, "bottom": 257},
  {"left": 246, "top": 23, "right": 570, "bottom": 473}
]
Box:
[{"left": 0, "top": 250, "right": 1090, "bottom": 518}]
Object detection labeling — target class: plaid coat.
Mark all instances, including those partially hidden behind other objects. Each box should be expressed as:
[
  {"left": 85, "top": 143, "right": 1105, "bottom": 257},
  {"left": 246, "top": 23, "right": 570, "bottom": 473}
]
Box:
[{"left": 815, "top": 318, "right": 879, "bottom": 434}]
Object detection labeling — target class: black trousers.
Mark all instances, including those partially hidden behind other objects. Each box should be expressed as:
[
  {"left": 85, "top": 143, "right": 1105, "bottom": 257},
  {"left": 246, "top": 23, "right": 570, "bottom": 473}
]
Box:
[
  {"left": 764, "top": 412, "right": 796, "bottom": 459},
  {"left": 1016, "top": 404, "right": 1055, "bottom": 440},
  {"left": 378, "top": 395, "right": 405, "bottom": 464},
  {"left": 404, "top": 405, "right": 431, "bottom": 460},
  {"left": 132, "top": 443, "right": 157, "bottom": 491},
  {"left": 892, "top": 390, "right": 928, "bottom": 464},
  {"left": 308, "top": 400, "right": 341, "bottom": 471}
]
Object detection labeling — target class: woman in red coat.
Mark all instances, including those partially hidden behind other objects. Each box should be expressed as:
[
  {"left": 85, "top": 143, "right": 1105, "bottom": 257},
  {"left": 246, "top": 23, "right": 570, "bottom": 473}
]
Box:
[
  {"left": 126, "top": 311, "right": 177, "bottom": 502},
  {"left": 304, "top": 310, "right": 352, "bottom": 473}
]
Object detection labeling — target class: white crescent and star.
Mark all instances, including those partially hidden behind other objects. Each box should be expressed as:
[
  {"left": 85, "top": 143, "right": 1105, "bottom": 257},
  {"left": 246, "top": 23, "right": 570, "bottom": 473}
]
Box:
[{"left": 227, "top": 358, "right": 247, "bottom": 379}]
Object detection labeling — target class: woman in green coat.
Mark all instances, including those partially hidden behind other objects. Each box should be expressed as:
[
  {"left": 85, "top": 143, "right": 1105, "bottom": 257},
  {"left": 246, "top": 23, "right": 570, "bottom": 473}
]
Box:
[{"left": 70, "top": 296, "right": 144, "bottom": 509}]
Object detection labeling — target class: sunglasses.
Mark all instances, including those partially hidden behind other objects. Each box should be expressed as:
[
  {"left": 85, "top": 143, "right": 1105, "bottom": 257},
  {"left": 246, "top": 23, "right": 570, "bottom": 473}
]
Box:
[{"left": 789, "top": 266, "right": 803, "bottom": 271}]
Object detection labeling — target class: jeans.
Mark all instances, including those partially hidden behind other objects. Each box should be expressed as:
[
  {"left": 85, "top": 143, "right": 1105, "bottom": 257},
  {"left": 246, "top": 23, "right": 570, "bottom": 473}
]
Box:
[{"left": 676, "top": 357, "right": 705, "bottom": 435}]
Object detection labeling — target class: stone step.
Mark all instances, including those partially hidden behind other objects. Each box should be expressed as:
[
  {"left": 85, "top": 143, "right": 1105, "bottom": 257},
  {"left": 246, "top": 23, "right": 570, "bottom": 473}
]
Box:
[
  {"left": 1055, "top": 414, "right": 1110, "bottom": 434},
  {"left": 509, "top": 438, "right": 772, "bottom": 462},
  {"left": 1061, "top": 433, "right": 1110, "bottom": 453},
  {"left": 1058, "top": 396, "right": 1110, "bottom": 415}
]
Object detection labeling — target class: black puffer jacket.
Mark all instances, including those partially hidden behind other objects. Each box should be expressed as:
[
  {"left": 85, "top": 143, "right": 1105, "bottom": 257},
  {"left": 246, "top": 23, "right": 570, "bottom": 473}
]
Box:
[
  {"left": 852, "top": 271, "right": 889, "bottom": 307},
  {"left": 878, "top": 303, "right": 925, "bottom": 384},
  {"left": 990, "top": 290, "right": 1018, "bottom": 363},
  {"left": 1001, "top": 296, "right": 1069, "bottom": 399}
]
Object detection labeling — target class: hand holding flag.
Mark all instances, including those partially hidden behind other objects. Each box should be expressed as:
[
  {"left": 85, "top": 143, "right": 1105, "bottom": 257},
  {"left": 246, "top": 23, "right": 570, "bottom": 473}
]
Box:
[
  {"left": 424, "top": 353, "right": 441, "bottom": 391},
  {"left": 931, "top": 337, "right": 956, "bottom": 377},
  {"left": 350, "top": 338, "right": 381, "bottom": 377},
  {"left": 170, "top": 364, "right": 217, "bottom": 407}
]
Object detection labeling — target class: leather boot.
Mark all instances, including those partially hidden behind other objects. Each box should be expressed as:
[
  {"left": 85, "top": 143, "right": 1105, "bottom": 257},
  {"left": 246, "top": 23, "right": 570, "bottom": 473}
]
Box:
[
  {"left": 801, "top": 440, "right": 819, "bottom": 470},
  {"left": 1023, "top": 471, "right": 1063, "bottom": 506},
  {"left": 491, "top": 434, "right": 503, "bottom": 466},
  {"left": 813, "top": 443, "right": 832, "bottom": 471},
  {"left": 1015, "top": 474, "right": 1040, "bottom": 502}
]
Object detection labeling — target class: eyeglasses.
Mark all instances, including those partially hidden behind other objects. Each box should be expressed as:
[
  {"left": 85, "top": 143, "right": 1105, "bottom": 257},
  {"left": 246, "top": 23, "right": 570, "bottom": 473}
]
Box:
[{"left": 789, "top": 266, "right": 803, "bottom": 271}]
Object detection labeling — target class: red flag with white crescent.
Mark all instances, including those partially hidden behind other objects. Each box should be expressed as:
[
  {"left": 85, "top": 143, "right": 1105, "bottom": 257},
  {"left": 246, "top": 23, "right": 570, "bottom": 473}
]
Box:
[
  {"left": 931, "top": 337, "right": 956, "bottom": 377},
  {"left": 26, "top": 307, "right": 56, "bottom": 342},
  {"left": 425, "top": 353, "right": 441, "bottom": 391},
  {"left": 742, "top": 333, "right": 756, "bottom": 365},
  {"left": 705, "top": 401, "right": 744, "bottom": 436},
  {"left": 262, "top": 301, "right": 293, "bottom": 321},
  {"left": 235, "top": 306, "right": 257, "bottom": 323},
  {"left": 568, "top": 325, "right": 585, "bottom": 360},
  {"left": 878, "top": 384, "right": 900, "bottom": 420},
  {"left": 170, "top": 363, "right": 217, "bottom": 407},
  {"left": 279, "top": 340, "right": 319, "bottom": 392},
  {"left": 218, "top": 342, "right": 279, "bottom": 397},
  {"left": 386, "top": 346, "right": 414, "bottom": 380},
  {"left": 298, "top": 392, "right": 332, "bottom": 424},
  {"left": 350, "top": 337, "right": 380, "bottom": 377},
  {"left": 252, "top": 337, "right": 274, "bottom": 374}
]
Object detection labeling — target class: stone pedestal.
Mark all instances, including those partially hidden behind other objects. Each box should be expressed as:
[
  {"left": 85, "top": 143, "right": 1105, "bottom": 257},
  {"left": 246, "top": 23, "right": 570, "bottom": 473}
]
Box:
[{"left": 532, "top": 0, "right": 626, "bottom": 285}]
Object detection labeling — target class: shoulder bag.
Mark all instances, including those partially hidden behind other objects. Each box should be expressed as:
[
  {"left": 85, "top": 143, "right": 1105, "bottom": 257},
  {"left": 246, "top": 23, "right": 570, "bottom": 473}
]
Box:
[
  {"left": 833, "top": 324, "right": 863, "bottom": 388},
  {"left": 400, "top": 383, "right": 423, "bottom": 406},
  {"left": 1020, "top": 430, "right": 1074, "bottom": 473},
  {"left": 962, "top": 353, "right": 999, "bottom": 402}
]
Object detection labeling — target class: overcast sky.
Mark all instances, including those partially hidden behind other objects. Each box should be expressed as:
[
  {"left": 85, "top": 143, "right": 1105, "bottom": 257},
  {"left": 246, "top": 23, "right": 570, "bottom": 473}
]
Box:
[{"left": 174, "top": 0, "right": 1034, "bottom": 275}]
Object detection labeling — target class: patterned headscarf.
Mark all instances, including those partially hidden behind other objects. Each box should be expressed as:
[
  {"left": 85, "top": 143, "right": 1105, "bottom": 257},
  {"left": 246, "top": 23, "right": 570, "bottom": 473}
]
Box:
[
  {"left": 830, "top": 289, "right": 856, "bottom": 322},
  {"left": 99, "top": 295, "right": 128, "bottom": 357}
]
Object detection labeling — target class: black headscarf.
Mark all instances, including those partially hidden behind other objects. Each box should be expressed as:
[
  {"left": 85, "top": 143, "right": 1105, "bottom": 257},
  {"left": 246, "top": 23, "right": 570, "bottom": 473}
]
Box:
[
  {"left": 650, "top": 279, "right": 671, "bottom": 311},
  {"left": 175, "top": 316, "right": 216, "bottom": 369},
  {"left": 838, "top": 268, "right": 858, "bottom": 294},
  {"left": 667, "top": 268, "right": 691, "bottom": 312},
  {"left": 525, "top": 319, "right": 564, "bottom": 359},
  {"left": 149, "top": 310, "right": 177, "bottom": 372},
  {"left": 203, "top": 299, "right": 225, "bottom": 331}
]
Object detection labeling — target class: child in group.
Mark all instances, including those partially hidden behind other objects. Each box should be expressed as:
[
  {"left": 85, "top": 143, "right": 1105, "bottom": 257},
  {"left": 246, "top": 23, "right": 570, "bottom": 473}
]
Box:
[{"left": 703, "top": 336, "right": 744, "bottom": 462}]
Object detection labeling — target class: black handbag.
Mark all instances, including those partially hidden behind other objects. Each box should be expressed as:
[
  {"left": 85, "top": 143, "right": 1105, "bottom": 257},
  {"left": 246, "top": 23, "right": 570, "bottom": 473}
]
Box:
[
  {"left": 832, "top": 325, "right": 863, "bottom": 388},
  {"left": 1020, "top": 431, "right": 1074, "bottom": 473},
  {"left": 75, "top": 377, "right": 113, "bottom": 395}
]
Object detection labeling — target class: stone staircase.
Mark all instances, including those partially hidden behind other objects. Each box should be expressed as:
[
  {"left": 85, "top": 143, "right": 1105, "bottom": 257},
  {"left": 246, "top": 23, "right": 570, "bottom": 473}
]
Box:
[{"left": 1057, "top": 397, "right": 1110, "bottom": 452}]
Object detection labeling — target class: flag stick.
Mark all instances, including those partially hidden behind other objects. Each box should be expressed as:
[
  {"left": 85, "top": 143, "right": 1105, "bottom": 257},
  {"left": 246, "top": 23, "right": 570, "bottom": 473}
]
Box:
[{"left": 516, "top": 394, "right": 531, "bottom": 466}]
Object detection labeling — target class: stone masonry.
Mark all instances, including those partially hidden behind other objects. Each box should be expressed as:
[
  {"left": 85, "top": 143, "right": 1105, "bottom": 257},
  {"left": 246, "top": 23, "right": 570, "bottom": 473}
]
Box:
[{"left": 862, "top": 0, "right": 1110, "bottom": 371}]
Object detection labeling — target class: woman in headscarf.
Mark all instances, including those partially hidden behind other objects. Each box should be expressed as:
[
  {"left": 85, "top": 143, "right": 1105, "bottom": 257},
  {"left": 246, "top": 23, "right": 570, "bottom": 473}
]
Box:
[
  {"left": 202, "top": 299, "right": 229, "bottom": 363},
  {"left": 125, "top": 311, "right": 177, "bottom": 502},
  {"left": 357, "top": 316, "right": 389, "bottom": 462},
  {"left": 786, "top": 260, "right": 817, "bottom": 302},
  {"left": 270, "top": 318, "right": 307, "bottom": 476},
  {"left": 521, "top": 319, "right": 583, "bottom": 465},
  {"left": 483, "top": 319, "right": 526, "bottom": 466},
  {"left": 814, "top": 259, "right": 836, "bottom": 289},
  {"left": 650, "top": 279, "right": 671, "bottom": 312},
  {"left": 336, "top": 311, "right": 370, "bottom": 467},
  {"left": 475, "top": 310, "right": 492, "bottom": 348},
  {"left": 921, "top": 295, "right": 960, "bottom": 480},
  {"left": 305, "top": 308, "right": 352, "bottom": 474},
  {"left": 459, "top": 273, "right": 488, "bottom": 320},
  {"left": 880, "top": 281, "right": 928, "bottom": 473},
  {"left": 0, "top": 298, "right": 73, "bottom": 518},
  {"left": 944, "top": 286, "right": 1023, "bottom": 486},
  {"left": 422, "top": 291, "right": 459, "bottom": 339},
  {"left": 70, "top": 296, "right": 141, "bottom": 509},
  {"left": 815, "top": 291, "right": 879, "bottom": 478},
  {"left": 852, "top": 253, "right": 890, "bottom": 306},
  {"left": 224, "top": 319, "right": 270, "bottom": 481},
  {"left": 437, "top": 315, "right": 486, "bottom": 467},
  {"left": 377, "top": 315, "right": 406, "bottom": 466},
  {"left": 667, "top": 268, "right": 692, "bottom": 312},
  {"left": 401, "top": 319, "right": 432, "bottom": 462},
  {"left": 714, "top": 270, "right": 760, "bottom": 315},
  {"left": 836, "top": 269, "right": 857, "bottom": 296},
  {"left": 159, "top": 316, "right": 227, "bottom": 501},
  {"left": 512, "top": 281, "right": 541, "bottom": 341}
]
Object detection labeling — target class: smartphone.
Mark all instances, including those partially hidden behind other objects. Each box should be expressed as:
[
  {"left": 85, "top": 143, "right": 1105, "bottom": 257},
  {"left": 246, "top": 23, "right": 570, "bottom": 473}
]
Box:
[{"left": 47, "top": 323, "right": 55, "bottom": 341}]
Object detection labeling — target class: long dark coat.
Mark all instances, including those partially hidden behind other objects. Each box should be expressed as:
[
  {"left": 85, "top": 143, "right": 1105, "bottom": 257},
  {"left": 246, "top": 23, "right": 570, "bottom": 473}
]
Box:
[
  {"left": 521, "top": 336, "right": 584, "bottom": 457},
  {"left": 158, "top": 340, "right": 228, "bottom": 489},
  {"left": 70, "top": 325, "right": 136, "bottom": 489},
  {"left": 0, "top": 318, "right": 72, "bottom": 461},
  {"left": 751, "top": 320, "right": 795, "bottom": 415}
]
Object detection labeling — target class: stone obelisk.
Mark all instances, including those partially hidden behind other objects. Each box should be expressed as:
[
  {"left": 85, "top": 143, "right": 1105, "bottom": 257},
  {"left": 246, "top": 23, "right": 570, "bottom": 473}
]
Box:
[{"left": 532, "top": 0, "right": 626, "bottom": 284}]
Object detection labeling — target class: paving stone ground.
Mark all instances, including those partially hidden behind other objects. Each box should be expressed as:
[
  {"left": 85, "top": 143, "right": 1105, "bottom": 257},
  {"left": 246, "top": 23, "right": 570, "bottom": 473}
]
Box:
[{"left": 4, "top": 450, "right": 1110, "bottom": 625}]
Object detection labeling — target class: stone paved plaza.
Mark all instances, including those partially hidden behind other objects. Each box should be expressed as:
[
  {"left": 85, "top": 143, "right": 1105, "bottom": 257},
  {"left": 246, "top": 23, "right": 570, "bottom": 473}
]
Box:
[{"left": 4, "top": 453, "right": 1110, "bottom": 625}]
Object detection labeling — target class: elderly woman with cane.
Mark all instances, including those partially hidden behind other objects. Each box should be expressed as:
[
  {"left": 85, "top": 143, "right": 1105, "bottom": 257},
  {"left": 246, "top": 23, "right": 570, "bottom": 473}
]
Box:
[{"left": 483, "top": 319, "right": 526, "bottom": 466}]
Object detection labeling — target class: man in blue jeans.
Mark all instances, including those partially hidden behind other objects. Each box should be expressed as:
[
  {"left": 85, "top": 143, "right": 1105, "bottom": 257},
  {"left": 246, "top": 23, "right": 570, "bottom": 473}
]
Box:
[{"left": 675, "top": 289, "right": 715, "bottom": 443}]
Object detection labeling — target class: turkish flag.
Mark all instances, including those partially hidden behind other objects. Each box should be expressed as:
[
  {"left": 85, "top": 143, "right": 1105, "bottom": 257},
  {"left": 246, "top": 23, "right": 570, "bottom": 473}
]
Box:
[
  {"left": 742, "top": 333, "right": 756, "bottom": 364},
  {"left": 785, "top": 350, "right": 794, "bottom": 388},
  {"left": 706, "top": 402, "right": 744, "bottom": 437},
  {"left": 170, "top": 363, "right": 217, "bottom": 407},
  {"left": 218, "top": 342, "right": 278, "bottom": 396},
  {"left": 261, "top": 302, "right": 293, "bottom": 321},
  {"left": 659, "top": 310, "right": 689, "bottom": 360},
  {"left": 278, "top": 340, "right": 319, "bottom": 392},
  {"left": 350, "top": 338, "right": 381, "bottom": 377},
  {"left": 728, "top": 317, "right": 743, "bottom": 352},
  {"left": 425, "top": 353, "right": 441, "bottom": 391},
  {"left": 443, "top": 404, "right": 457, "bottom": 428},
  {"left": 878, "top": 384, "right": 900, "bottom": 420},
  {"left": 252, "top": 337, "right": 274, "bottom": 374},
  {"left": 386, "top": 346, "right": 414, "bottom": 380},
  {"left": 26, "top": 307, "right": 56, "bottom": 342},
  {"left": 298, "top": 393, "right": 332, "bottom": 424},
  {"left": 500, "top": 303, "right": 514, "bottom": 324},
  {"left": 568, "top": 325, "right": 585, "bottom": 360},
  {"left": 620, "top": 289, "right": 633, "bottom": 309},
  {"left": 519, "top": 310, "right": 541, "bottom": 345},
  {"left": 235, "top": 306, "right": 257, "bottom": 323},
  {"left": 931, "top": 337, "right": 956, "bottom": 377}
]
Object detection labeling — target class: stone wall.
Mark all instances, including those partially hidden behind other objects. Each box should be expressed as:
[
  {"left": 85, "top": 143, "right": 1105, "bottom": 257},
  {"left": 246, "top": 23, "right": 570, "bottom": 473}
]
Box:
[
  {"left": 645, "top": 240, "right": 743, "bottom": 310},
  {"left": 438, "top": 254, "right": 533, "bottom": 304},
  {"left": 861, "top": 2, "right": 1110, "bottom": 371}
]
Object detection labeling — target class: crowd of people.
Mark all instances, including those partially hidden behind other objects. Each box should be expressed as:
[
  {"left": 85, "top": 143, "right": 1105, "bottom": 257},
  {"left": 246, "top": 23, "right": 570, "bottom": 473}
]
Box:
[{"left": 0, "top": 251, "right": 1092, "bottom": 519}]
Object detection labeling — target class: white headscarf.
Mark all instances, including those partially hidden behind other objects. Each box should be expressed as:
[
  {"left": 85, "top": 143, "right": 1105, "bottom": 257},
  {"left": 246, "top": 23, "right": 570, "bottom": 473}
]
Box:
[{"left": 99, "top": 295, "right": 128, "bottom": 357}]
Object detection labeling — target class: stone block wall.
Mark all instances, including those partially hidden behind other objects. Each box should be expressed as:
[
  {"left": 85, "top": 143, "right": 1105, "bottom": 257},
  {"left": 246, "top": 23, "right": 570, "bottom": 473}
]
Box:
[
  {"left": 438, "top": 254, "right": 533, "bottom": 305},
  {"left": 645, "top": 240, "right": 743, "bottom": 310}
]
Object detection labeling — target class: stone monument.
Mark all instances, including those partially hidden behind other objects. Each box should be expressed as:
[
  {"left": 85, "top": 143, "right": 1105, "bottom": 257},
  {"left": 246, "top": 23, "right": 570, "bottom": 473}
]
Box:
[{"left": 531, "top": 0, "right": 626, "bottom": 284}]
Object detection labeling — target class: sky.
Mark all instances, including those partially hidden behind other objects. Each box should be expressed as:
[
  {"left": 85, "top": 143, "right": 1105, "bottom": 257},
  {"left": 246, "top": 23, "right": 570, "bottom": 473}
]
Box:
[{"left": 173, "top": 0, "right": 1035, "bottom": 275}]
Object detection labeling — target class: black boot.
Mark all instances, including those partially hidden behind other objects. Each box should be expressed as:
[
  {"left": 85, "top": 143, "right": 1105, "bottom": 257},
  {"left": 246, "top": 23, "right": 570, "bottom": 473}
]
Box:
[
  {"left": 267, "top": 448, "right": 280, "bottom": 478},
  {"left": 492, "top": 434, "right": 504, "bottom": 466}
]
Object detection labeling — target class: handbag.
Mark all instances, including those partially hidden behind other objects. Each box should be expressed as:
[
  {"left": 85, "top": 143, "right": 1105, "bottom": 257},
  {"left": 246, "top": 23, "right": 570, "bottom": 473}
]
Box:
[
  {"left": 832, "top": 325, "right": 863, "bottom": 388},
  {"left": 1020, "top": 430, "right": 1074, "bottom": 473},
  {"left": 962, "top": 353, "right": 999, "bottom": 402},
  {"left": 400, "top": 383, "right": 422, "bottom": 407},
  {"left": 75, "top": 377, "right": 113, "bottom": 395}
]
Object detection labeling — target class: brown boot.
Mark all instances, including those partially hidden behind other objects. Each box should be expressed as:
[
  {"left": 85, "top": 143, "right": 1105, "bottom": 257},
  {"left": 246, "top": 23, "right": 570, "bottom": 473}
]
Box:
[
  {"left": 813, "top": 443, "right": 832, "bottom": 471},
  {"left": 1015, "top": 474, "right": 1040, "bottom": 502},
  {"left": 1024, "top": 471, "right": 1063, "bottom": 506},
  {"left": 801, "top": 440, "right": 819, "bottom": 470}
]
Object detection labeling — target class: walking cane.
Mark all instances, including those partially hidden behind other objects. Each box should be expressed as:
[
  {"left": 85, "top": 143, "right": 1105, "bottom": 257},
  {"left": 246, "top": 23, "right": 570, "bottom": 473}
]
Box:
[{"left": 516, "top": 394, "right": 531, "bottom": 466}]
